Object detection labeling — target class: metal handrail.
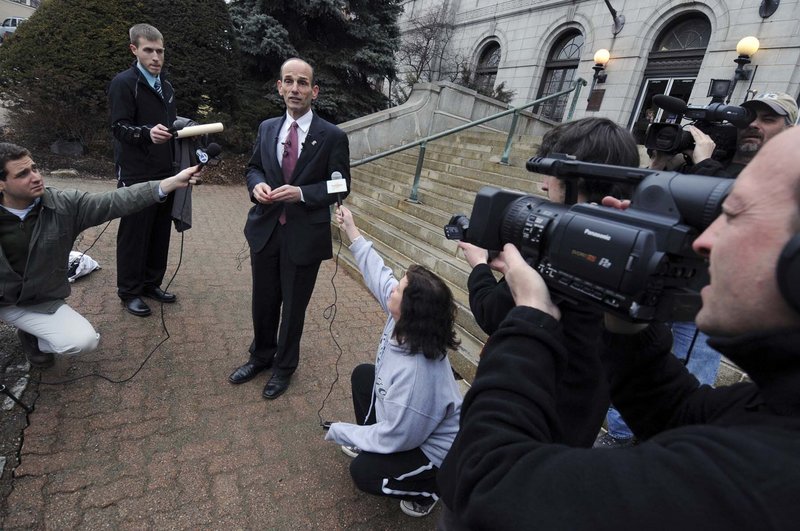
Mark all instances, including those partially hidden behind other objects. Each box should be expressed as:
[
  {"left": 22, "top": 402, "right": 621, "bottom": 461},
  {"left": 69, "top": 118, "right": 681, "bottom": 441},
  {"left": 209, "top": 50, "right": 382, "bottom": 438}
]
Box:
[{"left": 351, "top": 78, "right": 587, "bottom": 202}]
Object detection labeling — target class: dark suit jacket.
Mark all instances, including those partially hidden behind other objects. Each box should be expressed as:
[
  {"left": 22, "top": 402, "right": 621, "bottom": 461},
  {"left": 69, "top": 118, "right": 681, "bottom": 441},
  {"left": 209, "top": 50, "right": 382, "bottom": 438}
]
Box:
[{"left": 244, "top": 113, "right": 351, "bottom": 265}]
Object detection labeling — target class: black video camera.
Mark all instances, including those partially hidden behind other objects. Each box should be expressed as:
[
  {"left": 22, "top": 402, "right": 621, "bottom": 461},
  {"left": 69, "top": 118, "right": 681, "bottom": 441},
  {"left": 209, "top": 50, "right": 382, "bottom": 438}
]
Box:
[
  {"left": 444, "top": 156, "right": 733, "bottom": 322},
  {"left": 644, "top": 95, "right": 754, "bottom": 158}
]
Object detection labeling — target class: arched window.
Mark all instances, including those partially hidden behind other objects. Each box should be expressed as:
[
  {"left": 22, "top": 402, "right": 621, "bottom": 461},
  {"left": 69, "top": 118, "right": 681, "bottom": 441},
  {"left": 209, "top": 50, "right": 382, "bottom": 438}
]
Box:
[
  {"left": 535, "top": 30, "right": 584, "bottom": 121},
  {"left": 629, "top": 14, "right": 712, "bottom": 143},
  {"left": 653, "top": 16, "right": 711, "bottom": 52},
  {"left": 475, "top": 42, "right": 501, "bottom": 91}
]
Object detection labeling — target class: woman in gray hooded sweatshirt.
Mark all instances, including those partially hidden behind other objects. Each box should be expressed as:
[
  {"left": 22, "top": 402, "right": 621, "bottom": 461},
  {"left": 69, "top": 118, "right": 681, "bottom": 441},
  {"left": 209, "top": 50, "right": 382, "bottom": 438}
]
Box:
[{"left": 325, "top": 206, "right": 463, "bottom": 518}]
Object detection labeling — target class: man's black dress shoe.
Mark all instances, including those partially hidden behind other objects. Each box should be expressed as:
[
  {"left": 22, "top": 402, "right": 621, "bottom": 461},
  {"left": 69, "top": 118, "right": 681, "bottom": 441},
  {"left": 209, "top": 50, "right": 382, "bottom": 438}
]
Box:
[
  {"left": 263, "top": 373, "right": 291, "bottom": 399},
  {"left": 123, "top": 297, "right": 151, "bottom": 317},
  {"left": 142, "top": 286, "right": 177, "bottom": 303},
  {"left": 228, "top": 361, "right": 270, "bottom": 385}
]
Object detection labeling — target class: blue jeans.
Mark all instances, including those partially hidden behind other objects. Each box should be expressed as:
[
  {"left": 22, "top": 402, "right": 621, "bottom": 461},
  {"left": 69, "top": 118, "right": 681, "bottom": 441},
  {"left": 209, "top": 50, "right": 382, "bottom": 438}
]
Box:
[{"left": 606, "top": 321, "right": 722, "bottom": 439}]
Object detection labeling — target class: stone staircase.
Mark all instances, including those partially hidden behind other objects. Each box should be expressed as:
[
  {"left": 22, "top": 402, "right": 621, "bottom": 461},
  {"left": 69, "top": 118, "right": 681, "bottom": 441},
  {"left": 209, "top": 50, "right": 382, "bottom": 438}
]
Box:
[{"left": 336, "top": 130, "right": 545, "bottom": 382}]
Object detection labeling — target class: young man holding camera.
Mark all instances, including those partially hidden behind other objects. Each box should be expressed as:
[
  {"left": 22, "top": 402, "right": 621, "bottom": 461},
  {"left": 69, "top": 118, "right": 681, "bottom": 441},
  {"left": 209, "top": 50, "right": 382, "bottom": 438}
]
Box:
[
  {"left": 437, "top": 126, "right": 800, "bottom": 529},
  {"left": 457, "top": 117, "right": 640, "bottom": 449}
]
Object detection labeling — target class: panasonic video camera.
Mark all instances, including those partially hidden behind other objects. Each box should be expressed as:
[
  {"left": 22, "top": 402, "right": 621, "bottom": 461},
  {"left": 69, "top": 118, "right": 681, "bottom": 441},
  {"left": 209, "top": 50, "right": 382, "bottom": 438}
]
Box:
[
  {"left": 644, "top": 95, "right": 754, "bottom": 158},
  {"left": 444, "top": 156, "right": 733, "bottom": 322}
]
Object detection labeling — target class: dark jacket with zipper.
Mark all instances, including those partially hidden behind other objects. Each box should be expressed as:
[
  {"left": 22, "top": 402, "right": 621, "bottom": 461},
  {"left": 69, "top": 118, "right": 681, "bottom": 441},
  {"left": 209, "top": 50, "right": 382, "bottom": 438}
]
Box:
[{"left": 108, "top": 63, "right": 177, "bottom": 183}]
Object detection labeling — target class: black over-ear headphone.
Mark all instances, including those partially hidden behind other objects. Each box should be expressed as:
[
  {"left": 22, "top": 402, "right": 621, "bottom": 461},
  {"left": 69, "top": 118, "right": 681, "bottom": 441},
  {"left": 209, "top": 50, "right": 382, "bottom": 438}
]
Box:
[{"left": 777, "top": 234, "right": 800, "bottom": 313}]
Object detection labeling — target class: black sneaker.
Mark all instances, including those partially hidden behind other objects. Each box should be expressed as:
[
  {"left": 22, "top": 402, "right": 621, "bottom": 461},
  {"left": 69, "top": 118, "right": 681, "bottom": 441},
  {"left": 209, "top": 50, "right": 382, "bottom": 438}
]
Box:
[
  {"left": 593, "top": 432, "right": 637, "bottom": 449},
  {"left": 17, "top": 330, "right": 54, "bottom": 368}
]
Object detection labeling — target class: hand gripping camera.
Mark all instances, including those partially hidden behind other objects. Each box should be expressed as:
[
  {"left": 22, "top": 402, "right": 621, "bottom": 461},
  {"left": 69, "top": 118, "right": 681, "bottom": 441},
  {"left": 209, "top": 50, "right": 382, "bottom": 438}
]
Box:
[
  {"left": 444, "top": 156, "right": 733, "bottom": 322},
  {"left": 644, "top": 95, "right": 755, "bottom": 158}
]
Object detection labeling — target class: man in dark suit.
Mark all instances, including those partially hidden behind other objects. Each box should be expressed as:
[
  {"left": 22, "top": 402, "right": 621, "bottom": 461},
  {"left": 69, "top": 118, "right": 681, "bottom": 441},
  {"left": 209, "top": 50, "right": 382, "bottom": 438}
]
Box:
[
  {"left": 108, "top": 23, "right": 179, "bottom": 317},
  {"left": 229, "top": 58, "right": 351, "bottom": 399}
]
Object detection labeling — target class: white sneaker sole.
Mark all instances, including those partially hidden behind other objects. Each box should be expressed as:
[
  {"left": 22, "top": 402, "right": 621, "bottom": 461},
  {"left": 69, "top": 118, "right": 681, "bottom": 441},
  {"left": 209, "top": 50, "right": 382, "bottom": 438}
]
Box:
[
  {"left": 340, "top": 445, "right": 360, "bottom": 458},
  {"left": 400, "top": 499, "right": 438, "bottom": 517}
]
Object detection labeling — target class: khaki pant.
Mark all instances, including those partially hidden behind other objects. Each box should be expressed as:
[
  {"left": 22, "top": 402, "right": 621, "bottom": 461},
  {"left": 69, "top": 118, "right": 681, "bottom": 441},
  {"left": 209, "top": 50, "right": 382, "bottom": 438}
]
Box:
[{"left": 0, "top": 304, "right": 100, "bottom": 355}]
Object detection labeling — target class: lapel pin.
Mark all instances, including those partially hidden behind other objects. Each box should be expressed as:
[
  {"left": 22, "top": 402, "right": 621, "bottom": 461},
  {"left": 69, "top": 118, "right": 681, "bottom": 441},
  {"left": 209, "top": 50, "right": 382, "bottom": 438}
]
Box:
[{"left": 311, "top": 140, "right": 317, "bottom": 146}]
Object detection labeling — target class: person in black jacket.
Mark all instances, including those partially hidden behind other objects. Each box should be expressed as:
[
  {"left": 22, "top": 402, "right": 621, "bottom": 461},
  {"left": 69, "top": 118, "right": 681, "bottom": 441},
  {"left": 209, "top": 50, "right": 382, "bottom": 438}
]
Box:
[
  {"left": 438, "top": 126, "right": 800, "bottom": 530},
  {"left": 108, "top": 23, "right": 178, "bottom": 317},
  {"left": 227, "top": 58, "right": 351, "bottom": 400},
  {"left": 457, "top": 117, "right": 639, "bottom": 448}
]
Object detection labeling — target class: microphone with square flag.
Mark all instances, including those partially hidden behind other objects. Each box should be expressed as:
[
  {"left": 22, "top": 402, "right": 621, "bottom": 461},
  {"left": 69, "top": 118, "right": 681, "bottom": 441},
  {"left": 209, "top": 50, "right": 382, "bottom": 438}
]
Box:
[{"left": 327, "top": 171, "right": 347, "bottom": 207}]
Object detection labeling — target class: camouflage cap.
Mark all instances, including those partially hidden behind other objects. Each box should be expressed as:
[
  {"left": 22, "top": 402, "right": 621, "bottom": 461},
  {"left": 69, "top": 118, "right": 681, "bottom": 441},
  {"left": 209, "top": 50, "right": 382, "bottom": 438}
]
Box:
[{"left": 742, "top": 92, "right": 798, "bottom": 125}]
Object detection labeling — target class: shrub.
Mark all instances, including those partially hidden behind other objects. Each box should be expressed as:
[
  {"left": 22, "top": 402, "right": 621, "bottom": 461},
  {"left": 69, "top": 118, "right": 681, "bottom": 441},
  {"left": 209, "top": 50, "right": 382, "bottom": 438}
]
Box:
[{"left": 0, "top": 0, "right": 238, "bottom": 154}]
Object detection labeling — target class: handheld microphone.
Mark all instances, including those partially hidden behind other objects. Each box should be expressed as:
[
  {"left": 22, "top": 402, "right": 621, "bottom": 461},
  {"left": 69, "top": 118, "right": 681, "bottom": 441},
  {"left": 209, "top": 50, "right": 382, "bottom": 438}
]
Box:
[
  {"left": 196, "top": 143, "right": 222, "bottom": 167},
  {"left": 175, "top": 122, "right": 224, "bottom": 139},
  {"left": 192, "top": 143, "right": 222, "bottom": 184},
  {"left": 327, "top": 171, "right": 347, "bottom": 207}
]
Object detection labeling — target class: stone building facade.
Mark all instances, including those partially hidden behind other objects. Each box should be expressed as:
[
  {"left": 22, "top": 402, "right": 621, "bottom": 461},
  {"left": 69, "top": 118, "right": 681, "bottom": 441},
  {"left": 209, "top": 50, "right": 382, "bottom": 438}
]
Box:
[{"left": 397, "top": 0, "right": 800, "bottom": 140}]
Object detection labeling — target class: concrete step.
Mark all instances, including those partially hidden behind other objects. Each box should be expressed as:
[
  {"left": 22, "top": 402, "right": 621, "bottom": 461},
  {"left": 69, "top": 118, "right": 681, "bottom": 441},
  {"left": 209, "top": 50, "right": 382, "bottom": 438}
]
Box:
[
  {"left": 435, "top": 131, "right": 542, "bottom": 152},
  {"left": 397, "top": 142, "right": 538, "bottom": 168},
  {"left": 352, "top": 167, "right": 474, "bottom": 216},
  {"left": 375, "top": 153, "right": 541, "bottom": 194},
  {"left": 355, "top": 161, "right": 497, "bottom": 204},
  {"left": 348, "top": 173, "right": 450, "bottom": 227}
]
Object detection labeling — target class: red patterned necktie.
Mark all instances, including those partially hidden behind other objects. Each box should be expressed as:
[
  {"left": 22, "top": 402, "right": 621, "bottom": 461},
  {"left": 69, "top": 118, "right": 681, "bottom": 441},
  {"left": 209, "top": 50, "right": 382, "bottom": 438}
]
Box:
[{"left": 279, "top": 122, "right": 299, "bottom": 224}]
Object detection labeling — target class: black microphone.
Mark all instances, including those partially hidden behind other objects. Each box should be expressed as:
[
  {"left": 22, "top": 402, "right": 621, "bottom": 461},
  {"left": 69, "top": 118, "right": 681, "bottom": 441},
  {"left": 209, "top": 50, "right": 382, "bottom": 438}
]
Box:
[
  {"left": 190, "top": 143, "right": 221, "bottom": 185},
  {"left": 652, "top": 94, "right": 688, "bottom": 115},
  {"left": 196, "top": 143, "right": 222, "bottom": 169},
  {"left": 653, "top": 95, "right": 756, "bottom": 128}
]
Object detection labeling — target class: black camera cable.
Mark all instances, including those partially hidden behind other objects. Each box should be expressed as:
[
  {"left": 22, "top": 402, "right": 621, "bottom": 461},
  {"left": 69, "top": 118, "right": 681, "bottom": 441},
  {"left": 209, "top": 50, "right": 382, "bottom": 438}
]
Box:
[{"left": 317, "top": 222, "right": 345, "bottom": 429}]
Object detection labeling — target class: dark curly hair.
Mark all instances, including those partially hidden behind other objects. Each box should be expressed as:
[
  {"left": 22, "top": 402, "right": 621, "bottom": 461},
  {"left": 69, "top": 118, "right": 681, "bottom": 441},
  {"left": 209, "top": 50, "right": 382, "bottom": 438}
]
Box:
[
  {"left": 0, "top": 143, "right": 31, "bottom": 181},
  {"left": 393, "top": 264, "right": 460, "bottom": 360},
  {"left": 538, "top": 117, "right": 640, "bottom": 203}
]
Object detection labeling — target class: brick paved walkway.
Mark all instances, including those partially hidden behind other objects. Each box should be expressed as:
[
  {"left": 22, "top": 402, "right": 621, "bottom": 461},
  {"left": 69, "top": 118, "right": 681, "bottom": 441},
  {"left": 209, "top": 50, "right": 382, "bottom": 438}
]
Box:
[{"left": 1, "top": 176, "right": 439, "bottom": 529}]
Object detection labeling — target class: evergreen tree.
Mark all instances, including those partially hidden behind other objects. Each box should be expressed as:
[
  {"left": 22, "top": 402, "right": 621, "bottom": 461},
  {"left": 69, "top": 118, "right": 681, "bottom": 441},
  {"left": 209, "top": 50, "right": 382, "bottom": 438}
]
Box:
[
  {"left": 0, "top": 0, "right": 238, "bottom": 152},
  {"left": 147, "top": 0, "right": 240, "bottom": 120},
  {"left": 229, "top": 0, "right": 401, "bottom": 124}
]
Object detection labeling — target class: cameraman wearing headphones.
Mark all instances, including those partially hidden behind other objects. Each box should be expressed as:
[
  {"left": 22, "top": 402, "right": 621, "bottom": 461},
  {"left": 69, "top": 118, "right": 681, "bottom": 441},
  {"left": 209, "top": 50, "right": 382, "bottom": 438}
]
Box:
[{"left": 438, "top": 126, "right": 800, "bottom": 530}]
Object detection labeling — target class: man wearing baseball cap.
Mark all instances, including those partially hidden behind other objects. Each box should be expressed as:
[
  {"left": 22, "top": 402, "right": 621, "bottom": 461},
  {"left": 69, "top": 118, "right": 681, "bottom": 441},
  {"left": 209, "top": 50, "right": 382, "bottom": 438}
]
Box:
[
  {"left": 735, "top": 92, "right": 798, "bottom": 165},
  {"left": 703, "top": 91, "right": 797, "bottom": 176},
  {"left": 742, "top": 91, "right": 799, "bottom": 123},
  {"left": 651, "top": 91, "right": 797, "bottom": 178}
]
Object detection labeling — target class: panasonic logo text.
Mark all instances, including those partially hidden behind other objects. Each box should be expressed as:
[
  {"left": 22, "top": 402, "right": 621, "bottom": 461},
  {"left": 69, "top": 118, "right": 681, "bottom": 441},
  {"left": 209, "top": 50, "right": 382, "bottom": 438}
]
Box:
[{"left": 584, "top": 228, "right": 611, "bottom": 241}]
